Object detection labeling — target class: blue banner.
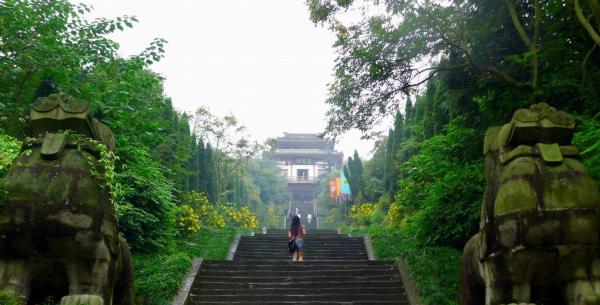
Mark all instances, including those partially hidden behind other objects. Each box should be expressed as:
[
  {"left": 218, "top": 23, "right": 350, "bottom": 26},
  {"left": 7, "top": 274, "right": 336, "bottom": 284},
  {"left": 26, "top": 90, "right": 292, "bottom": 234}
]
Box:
[{"left": 340, "top": 171, "right": 351, "bottom": 195}]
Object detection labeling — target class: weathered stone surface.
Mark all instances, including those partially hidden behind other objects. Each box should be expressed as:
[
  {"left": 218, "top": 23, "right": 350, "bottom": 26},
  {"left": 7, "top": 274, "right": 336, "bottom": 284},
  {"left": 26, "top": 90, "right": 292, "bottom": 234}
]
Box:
[
  {"left": 0, "top": 94, "right": 133, "bottom": 305},
  {"left": 461, "top": 103, "right": 600, "bottom": 305}
]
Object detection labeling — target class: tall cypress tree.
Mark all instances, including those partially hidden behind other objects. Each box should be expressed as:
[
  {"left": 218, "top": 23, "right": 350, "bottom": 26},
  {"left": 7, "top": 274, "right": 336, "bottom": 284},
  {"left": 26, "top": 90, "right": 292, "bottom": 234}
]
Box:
[
  {"left": 404, "top": 97, "right": 413, "bottom": 138},
  {"left": 349, "top": 150, "right": 364, "bottom": 200},
  {"left": 197, "top": 138, "right": 208, "bottom": 194},
  {"left": 383, "top": 128, "right": 395, "bottom": 198},
  {"left": 205, "top": 143, "right": 218, "bottom": 204},
  {"left": 187, "top": 137, "right": 199, "bottom": 192},
  {"left": 388, "top": 111, "right": 405, "bottom": 200}
]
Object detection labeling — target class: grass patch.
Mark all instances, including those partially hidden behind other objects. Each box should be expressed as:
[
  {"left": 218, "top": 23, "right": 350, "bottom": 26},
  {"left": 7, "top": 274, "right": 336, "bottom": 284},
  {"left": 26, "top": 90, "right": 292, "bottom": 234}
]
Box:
[
  {"left": 345, "top": 225, "right": 462, "bottom": 305},
  {"left": 132, "top": 226, "right": 237, "bottom": 305},
  {"left": 0, "top": 292, "right": 24, "bottom": 305}
]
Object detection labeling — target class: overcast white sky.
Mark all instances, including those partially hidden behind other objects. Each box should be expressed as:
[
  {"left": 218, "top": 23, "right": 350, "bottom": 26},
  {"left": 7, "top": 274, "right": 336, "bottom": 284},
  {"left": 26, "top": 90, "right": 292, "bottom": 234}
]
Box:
[{"left": 79, "top": 0, "right": 384, "bottom": 158}]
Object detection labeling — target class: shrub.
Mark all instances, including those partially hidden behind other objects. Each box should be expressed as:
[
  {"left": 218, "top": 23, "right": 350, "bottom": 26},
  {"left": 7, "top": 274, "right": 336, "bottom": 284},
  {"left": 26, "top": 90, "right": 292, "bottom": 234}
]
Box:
[
  {"left": 349, "top": 202, "right": 382, "bottom": 227},
  {"left": 405, "top": 162, "right": 484, "bottom": 248},
  {"left": 221, "top": 205, "right": 257, "bottom": 229},
  {"left": 386, "top": 203, "right": 407, "bottom": 228},
  {"left": 183, "top": 192, "right": 225, "bottom": 228},
  {"left": 133, "top": 227, "right": 236, "bottom": 305},
  {"left": 0, "top": 133, "right": 20, "bottom": 177},
  {"left": 176, "top": 204, "right": 201, "bottom": 236},
  {"left": 0, "top": 292, "right": 24, "bottom": 305},
  {"left": 117, "top": 146, "right": 177, "bottom": 252},
  {"left": 366, "top": 226, "right": 461, "bottom": 305},
  {"left": 395, "top": 121, "right": 484, "bottom": 248},
  {"left": 574, "top": 114, "right": 600, "bottom": 182}
]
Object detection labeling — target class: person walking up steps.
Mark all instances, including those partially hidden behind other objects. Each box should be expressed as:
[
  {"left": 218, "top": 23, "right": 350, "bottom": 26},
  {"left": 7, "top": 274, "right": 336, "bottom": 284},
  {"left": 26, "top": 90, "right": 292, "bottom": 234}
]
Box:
[{"left": 288, "top": 215, "right": 307, "bottom": 261}]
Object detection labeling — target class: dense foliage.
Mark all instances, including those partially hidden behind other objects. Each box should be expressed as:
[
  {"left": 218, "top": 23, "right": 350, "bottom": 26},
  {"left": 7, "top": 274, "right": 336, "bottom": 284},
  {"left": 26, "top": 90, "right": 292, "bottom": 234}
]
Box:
[
  {"left": 0, "top": 0, "right": 289, "bottom": 252},
  {"left": 132, "top": 227, "right": 236, "bottom": 305},
  {"left": 309, "top": 0, "right": 600, "bottom": 304},
  {"left": 0, "top": 2, "right": 292, "bottom": 304}
]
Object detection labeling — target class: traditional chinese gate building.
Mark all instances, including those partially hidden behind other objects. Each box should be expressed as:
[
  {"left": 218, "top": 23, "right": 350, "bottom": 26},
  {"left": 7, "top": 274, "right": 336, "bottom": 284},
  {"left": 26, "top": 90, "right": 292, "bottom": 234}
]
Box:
[{"left": 272, "top": 133, "right": 343, "bottom": 227}]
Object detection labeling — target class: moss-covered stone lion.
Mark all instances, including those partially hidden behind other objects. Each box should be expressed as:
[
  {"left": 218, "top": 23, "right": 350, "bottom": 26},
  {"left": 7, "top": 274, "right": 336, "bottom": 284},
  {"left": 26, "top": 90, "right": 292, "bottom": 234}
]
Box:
[
  {"left": 0, "top": 94, "right": 133, "bottom": 305},
  {"left": 461, "top": 103, "right": 600, "bottom": 305}
]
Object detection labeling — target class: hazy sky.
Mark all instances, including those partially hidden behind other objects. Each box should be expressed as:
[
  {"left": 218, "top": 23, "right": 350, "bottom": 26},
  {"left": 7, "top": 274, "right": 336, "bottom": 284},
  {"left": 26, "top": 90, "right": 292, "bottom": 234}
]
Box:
[{"left": 80, "top": 0, "right": 384, "bottom": 158}]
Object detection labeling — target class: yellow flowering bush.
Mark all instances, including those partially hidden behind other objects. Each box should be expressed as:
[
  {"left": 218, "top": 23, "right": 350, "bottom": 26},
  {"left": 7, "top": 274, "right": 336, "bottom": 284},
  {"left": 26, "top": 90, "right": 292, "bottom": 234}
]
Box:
[
  {"left": 350, "top": 202, "right": 377, "bottom": 226},
  {"left": 179, "top": 192, "right": 258, "bottom": 230},
  {"left": 176, "top": 204, "right": 200, "bottom": 236},
  {"left": 182, "top": 192, "right": 225, "bottom": 229},
  {"left": 221, "top": 205, "right": 257, "bottom": 229},
  {"left": 386, "top": 203, "right": 408, "bottom": 228}
]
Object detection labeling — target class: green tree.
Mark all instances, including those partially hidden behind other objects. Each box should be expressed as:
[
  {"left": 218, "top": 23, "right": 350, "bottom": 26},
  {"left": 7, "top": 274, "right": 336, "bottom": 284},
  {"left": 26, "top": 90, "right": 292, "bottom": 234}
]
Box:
[
  {"left": 191, "top": 107, "right": 262, "bottom": 203},
  {"left": 0, "top": 0, "right": 141, "bottom": 136},
  {"left": 306, "top": 0, "right": 600, "bottom": 137},
  {"left": 362, "top": 137, "right": 387, "bottom": 202},
  {"left": 204, "top": 144, "right": 218, "bottom": 204},
  {"left": 343, "top": 150, "right": 364, "bottom": 202}
]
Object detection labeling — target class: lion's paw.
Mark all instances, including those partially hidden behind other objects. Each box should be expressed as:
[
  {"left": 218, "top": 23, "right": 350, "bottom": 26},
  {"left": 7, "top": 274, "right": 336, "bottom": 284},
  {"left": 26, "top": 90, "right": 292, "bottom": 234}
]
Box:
[
  {"left": 61, "top": 294, "right": 104, "bottom": 305},
  {"left": 567, "top": 280, "right": 600, "bottom": 305}
]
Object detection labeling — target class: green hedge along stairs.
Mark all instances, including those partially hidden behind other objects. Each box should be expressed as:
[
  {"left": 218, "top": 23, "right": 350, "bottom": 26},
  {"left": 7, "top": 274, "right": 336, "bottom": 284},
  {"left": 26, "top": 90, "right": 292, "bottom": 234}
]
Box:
[{"left": 177, "top": 229, "right": 414, "bottom": 305}]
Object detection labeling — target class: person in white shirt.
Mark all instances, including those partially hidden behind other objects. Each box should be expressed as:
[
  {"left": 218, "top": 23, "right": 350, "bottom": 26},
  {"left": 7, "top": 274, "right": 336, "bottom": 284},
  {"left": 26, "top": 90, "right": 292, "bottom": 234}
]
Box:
[{"left": 307, "top": 213, "right": 312, "bottom": 224}]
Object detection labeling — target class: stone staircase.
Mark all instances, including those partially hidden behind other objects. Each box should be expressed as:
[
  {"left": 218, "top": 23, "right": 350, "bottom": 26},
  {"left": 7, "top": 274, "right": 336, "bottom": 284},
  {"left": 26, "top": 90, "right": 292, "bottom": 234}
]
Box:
[
  {"left": 184, "top": 229, "right": 410, "bottom": 305},
  {"left": 234, "top": 229, "right": 366, "bottom": 260}
]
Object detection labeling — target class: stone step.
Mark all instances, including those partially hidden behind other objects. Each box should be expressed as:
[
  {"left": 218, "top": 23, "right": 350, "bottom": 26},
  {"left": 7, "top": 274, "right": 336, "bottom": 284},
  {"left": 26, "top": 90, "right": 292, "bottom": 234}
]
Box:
[
  {"left": 237, "top": 243, "right": 364, "bottom": 247},
  {"left": 240, "top": 235, "right": 363, "bottom": 243},
  {"left": 234, "top": 249, "right": 368, "bottom": 260},
  {"left": 232, "top": 255, "right": 369, "bottom": 261},
  {"left": 238, "top": 243, "right": 362, "bottom": 247},
  {"left": 202, "top": 260, "right": 392, "bottom": 266},
  {"left": 236, "top": 243, "right": 364, "bottom": 248},
  {"left": 233, "top": 253, "right": 368, "bottom": 261},
  {"left": 198, "top": 269, "right": 397, "bottom": 277},
  {"left": 188, "top": 293, "right": 407, "bottom": 302},
  {"left": 193, "top": 275, "right": 399, "bottom": 283},
  {"left": 246, "top": 233, "right": 353, "bottom": 236},
  {"left": 240, "top": 238, "right": 362, "bottom": 242},
  {"left": 190, "top": 300, "right": 408, "bottom": 305},
  {"left": 234, "top": 249, "right": 367, "bottom": 254},
  {"left": 233, "top": 254, "right": 368, "bottom": 258},
  {"left": 266, "top": 230, "right": 339, "bottom": 235},
  {"left": 238, "top": 240, "right": 364, "bottom": 244},
  {"left": 192, "top": 280, "right": 403, "bottom": 289},
  {"left": 235, "top": 248, "right": 365, "bottom": 252},
  {"left": 239, "top": 237, "right": 363, "bottom": 241},
  {"left": 191, "top": 287, "right": 401, "bottom": 295},
  {"left": 201, "top": 264, "right": 394, "bottom": 271}
]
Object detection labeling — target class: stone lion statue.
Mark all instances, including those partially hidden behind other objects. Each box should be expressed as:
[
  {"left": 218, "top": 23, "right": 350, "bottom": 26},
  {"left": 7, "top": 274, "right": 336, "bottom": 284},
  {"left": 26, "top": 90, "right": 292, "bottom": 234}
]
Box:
[
  {"left": 0, "top": 94, "right": 133, "bottom": 305},
  {"left": 461, "top": 103, "right": 600, "bottom": 305}
]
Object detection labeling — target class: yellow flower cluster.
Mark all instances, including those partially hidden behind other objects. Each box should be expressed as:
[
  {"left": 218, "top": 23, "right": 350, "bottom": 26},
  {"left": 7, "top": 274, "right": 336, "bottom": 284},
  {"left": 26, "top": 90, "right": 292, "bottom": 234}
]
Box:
[
  {"left": 177, "top": 192, "right": 224, "bottom": 235},
  {"left": 197, "top": 202, "right": 226, "bottom": 228},
  {"left": 221, "top": 206, "right": 257, "bottom": 229},
  {"left": 177, "top": 192, "right": 259, "bottom": 234},
  {"left": 349, "top": 202, "right": 378, "bottom": 226},
  {"left": 386, "top": 203, "right": 406, "bottom": 228},
  {"left": 177, "top": 204, "right": 200, "bottom": 236},
  {"left": 350, "top": 202, "right": 376, "bottom": 219}
]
